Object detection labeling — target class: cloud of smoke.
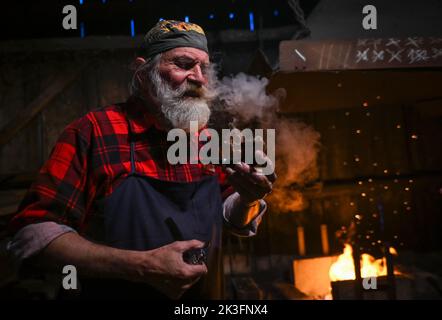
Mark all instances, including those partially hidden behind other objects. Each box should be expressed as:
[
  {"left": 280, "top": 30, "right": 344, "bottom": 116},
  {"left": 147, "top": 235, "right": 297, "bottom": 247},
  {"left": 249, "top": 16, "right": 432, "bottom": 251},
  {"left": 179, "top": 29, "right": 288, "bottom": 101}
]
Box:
[
  {"left": 216, "top": 73, "right": 277, "bottom": 126},
  {"left": 268, "top": 118, "right": 321, "bottom": 213},
  {"left": 275, "top": 119, "right": 321, "bottom": 187},
  {"left": 214, "top": 73, "right": 321, "bottom": 213}
]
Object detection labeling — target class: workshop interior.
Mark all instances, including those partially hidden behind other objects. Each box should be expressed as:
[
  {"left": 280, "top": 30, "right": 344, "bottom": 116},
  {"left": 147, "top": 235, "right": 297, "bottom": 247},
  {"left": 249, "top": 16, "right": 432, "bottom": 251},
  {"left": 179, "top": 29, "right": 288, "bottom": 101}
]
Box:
[{"left": 0, "top": 0, "right": 441, "bottom": 300}]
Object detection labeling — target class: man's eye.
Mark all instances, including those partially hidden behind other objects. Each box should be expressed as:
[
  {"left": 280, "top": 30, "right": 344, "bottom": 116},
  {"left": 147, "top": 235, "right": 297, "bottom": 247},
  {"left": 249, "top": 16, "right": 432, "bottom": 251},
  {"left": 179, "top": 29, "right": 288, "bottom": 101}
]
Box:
[
  {"left": 176, "top": 62, "right": 194, "bottom": 70},
  {"left": 201, "top": 65, "right": 209, "bottom": 74},
  {"left": 174, "top": 60, "right": 209, "bottom": 73}
]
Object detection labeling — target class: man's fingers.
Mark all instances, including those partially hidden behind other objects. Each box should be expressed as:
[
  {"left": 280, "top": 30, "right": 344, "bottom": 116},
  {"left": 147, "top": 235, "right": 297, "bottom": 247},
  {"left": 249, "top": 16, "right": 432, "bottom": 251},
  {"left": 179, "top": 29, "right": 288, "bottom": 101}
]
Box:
[
  {"left": 231, "top": 183, "right": 261, "bottom": 202},
  {"left": 227, "top": 166, "right": 272, "bottom": 191},
  {"left": 182, "top": 262, "right": 208, "bottom": 279},
  {"left": 227, "top": 173, "right": 269, "bottom": 200},
  {"left": 249, "top": 172, "right": 273, "bottom": 189},
  {"left": 226, "top": 160, "right": 274, "bottom": 186},
  {"left": 189, "top": 262, "right": 208, "bottom": 275},
  {"left": 231, "top": 162, "right": 251, "bottom": 174},
  {"left": 175, "top": 239, "right": 205, "bottom": 252},
  {"left": 174, "top": 240, "right": 209, "bottom": 276}
]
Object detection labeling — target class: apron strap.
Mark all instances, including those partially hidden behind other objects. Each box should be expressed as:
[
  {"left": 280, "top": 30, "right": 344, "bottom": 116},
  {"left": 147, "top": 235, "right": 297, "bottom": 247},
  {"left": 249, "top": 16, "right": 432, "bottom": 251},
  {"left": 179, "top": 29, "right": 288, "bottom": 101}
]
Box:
[{"left": 125, "top": 117, "right": 136, "bottom": 174}]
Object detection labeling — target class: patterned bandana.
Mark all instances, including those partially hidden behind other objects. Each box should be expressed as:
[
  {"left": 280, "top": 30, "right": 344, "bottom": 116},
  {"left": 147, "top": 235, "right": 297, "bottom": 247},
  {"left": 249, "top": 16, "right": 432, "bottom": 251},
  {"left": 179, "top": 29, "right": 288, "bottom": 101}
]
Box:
[{"left": 141, "top": 20, "right": 208, "bottom": 59}]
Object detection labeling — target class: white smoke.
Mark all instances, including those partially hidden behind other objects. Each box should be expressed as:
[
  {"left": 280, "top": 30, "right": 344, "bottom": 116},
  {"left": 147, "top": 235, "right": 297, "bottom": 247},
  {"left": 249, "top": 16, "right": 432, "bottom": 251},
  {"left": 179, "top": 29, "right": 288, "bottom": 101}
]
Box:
[
  {"left": 275, "top": 119, "right": 321, "bottom": 187},
  {"left": 215, "top": 73, "right": 321, "bottom": 213},
  {"left": 216, "top": 73, "right": 277, "bottom": 125}
]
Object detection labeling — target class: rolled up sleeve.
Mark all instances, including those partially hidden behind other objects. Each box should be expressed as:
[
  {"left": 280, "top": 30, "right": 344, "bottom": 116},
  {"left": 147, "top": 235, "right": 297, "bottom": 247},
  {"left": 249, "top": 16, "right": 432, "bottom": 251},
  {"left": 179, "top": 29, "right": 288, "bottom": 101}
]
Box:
[{"left": 6, "top": 222, "right": 76, "bottom": 264}]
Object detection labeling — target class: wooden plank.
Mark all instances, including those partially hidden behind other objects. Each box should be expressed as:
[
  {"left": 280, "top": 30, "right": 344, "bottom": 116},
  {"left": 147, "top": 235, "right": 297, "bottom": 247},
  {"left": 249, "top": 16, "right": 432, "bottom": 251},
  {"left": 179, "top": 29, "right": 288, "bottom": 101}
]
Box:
[
  {"left": 0, "top": 36, "right": 143, "bottom": 53},
  {"left": 0, "top": 63, "right": 88, "bottom": 147},
  {"left": 408, "top": 104, "right": 442, "bottom": 171},
  {"left": 95, "top": 51, "right": 131, "bottom": 108},
  {"left": 42, "top": 55, "right": 89, "bottom": 155},
  {"left": 23, "top": 57, "right": 44, "bottom": 172},
  {"left": 330, "top": 108, "right": 354, "bottom": 180},
  {"left": 380, "top": 106, "right": 412, "bottom": 174},
  {"left": 79, "top": 53, "right": 100, "bottom": 115},
  {"left": 0, "top": 56, "right": 43, "bottom": 173},
  {"left": 0, "top": 26, "right": 297, "bottom": 53},
  {"left": 280, "top": 37, "right": 442, "bottom": 72},
  {"left": 403, "top": 106, "right": 424, "bottom": 171},
  {"left": 310, "top": 109, "right": 347, "bottom": 181},
  {"left": 268, "top": 70, "right": 442, "bottom": 113},
  {"left": 415, "top": 98, "right": 442, "bottom": 117},
  {"left": 345, "top": 108, "right": 374, "bottom": 178},
  {"left": 111, "top": 51, "right": 132, "bottom": 104},
  {"left": 0, "top": 172, "right": 37, "bottom": 190},
  {"left": 0, "top": 56, "right": 26, "bottom": 174}
]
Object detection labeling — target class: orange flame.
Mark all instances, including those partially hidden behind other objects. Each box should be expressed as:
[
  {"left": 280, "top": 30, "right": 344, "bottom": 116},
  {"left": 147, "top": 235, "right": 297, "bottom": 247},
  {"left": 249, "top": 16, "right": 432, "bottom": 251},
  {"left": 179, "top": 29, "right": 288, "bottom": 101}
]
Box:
[{"left": 329, "top": 244, "right": 398, "bottom": 282}]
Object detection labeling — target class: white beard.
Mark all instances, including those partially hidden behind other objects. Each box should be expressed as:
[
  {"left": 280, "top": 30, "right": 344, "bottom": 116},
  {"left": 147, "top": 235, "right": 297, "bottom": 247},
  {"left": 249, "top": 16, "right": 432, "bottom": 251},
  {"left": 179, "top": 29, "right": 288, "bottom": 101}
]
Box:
[
  {"left": 160, "top": 98, "right": 211, "bottom": 132},
  {"left": 149, "top": 68, "right": 211, "bottom": 131}
]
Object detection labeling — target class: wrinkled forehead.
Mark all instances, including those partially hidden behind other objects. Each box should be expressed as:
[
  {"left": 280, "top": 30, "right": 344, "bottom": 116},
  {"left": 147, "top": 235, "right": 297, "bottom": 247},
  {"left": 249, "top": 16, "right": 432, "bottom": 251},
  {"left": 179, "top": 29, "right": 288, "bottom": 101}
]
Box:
[{"left": 161, "top": 47, "right": 210, "bottom": 65}]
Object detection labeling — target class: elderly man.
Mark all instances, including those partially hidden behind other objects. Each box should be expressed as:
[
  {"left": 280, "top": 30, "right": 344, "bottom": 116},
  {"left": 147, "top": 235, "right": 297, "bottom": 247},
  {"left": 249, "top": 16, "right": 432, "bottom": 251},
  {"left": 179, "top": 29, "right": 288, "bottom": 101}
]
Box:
[{"left": 7, "top": 20, "right": 275, "bottom": 299}]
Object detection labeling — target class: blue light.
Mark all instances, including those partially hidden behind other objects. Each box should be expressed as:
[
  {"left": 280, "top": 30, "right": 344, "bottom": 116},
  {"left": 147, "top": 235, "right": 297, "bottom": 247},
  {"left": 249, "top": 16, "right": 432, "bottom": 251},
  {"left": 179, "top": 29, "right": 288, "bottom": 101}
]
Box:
[
  {"left": 102, "top": 0, "right": 106, "bottom": 3},
  {"left": 80, "top": 22, "right": 85, "bottom": 38},
  {"left": 249, "top": 12, "right": 255, "bottom": 31},
  {"left": 209, "top": 14, "right": 215, "bottom": 20},
  {"left": 159, "top": 18, "right": 164, "bottom": 21},
  {"left": 79, "top": 0, "right": 84, "bottom": 4},
  {"left": 184, "top": 16, "right": 189, "bottom": 22},
  {"left": 273, "top": 9, "right": 279, "bottom": 16},
  {"left": 229, "top": 13, "right": 235, "bottom": 20},
  {"left": 130, "top": 19, "right": 135, "bottom": 37}
]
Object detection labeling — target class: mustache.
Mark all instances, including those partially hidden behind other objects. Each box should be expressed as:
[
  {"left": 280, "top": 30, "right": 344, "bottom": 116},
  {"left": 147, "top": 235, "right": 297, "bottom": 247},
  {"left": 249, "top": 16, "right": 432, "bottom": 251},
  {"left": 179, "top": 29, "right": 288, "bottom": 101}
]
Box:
[{"left": 177, "top": 82, "right": 217, "bottom": 101}]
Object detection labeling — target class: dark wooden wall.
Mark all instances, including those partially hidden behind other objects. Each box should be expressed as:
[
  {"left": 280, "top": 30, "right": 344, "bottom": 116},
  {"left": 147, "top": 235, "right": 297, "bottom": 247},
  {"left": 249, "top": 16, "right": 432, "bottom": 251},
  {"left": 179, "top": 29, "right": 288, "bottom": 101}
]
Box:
[{"left": 0, "top": 50, "right": 134, "bottom": 175}]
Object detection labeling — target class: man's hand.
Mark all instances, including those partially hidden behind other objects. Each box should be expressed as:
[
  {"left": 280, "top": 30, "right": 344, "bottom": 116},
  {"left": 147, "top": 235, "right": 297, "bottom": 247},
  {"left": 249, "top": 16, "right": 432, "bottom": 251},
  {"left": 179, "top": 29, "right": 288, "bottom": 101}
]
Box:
[
  {"left": 137, "top": 240, "right": 208, "bottom": 299},
  {"left": 35, "top": 232, "right": 207, "bottom": 300},
  {"left": 225, "top": 150, "right": 277, "bottom": 204}
]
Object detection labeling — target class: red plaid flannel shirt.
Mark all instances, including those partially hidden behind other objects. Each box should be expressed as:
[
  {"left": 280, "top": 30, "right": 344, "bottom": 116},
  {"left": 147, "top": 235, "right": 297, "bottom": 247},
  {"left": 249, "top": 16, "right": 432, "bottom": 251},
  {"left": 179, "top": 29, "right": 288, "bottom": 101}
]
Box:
[{"left": 10, "top": 97, "right": 232, "bottom": 234}]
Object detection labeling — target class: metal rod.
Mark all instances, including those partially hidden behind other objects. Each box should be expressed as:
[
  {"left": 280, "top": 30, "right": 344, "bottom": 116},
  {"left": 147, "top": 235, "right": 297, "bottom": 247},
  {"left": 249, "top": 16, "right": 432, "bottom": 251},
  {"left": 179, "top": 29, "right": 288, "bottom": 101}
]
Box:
[
  {"left": 385, "top": 243, "right": 397, "bottom": 300},
  {"left": 352, "top": 245, "right": 363, "bottom": 299},
  {"left": 320, "top": 224, "right": 330, "bottom": 255},
  {"left": 297, "top": 225, "right": 306, "bottom": 256},
  {"left": 378, "top": 201, "right": 397, "bottom": 300}
]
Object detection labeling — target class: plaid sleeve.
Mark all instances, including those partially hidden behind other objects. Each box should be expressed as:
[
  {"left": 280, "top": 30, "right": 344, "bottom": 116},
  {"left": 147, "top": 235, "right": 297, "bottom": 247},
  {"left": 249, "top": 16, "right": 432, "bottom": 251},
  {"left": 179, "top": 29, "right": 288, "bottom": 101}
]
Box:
[{"left": 8, "top": 116, "right": 93, "bottom": 235}]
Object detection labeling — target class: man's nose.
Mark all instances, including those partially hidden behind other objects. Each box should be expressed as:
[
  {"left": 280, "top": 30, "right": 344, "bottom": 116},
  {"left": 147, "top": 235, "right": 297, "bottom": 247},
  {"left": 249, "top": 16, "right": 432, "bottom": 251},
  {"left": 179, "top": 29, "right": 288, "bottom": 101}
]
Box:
[{"left": 187, "top": 64, "right": 207, "bottom": 86}]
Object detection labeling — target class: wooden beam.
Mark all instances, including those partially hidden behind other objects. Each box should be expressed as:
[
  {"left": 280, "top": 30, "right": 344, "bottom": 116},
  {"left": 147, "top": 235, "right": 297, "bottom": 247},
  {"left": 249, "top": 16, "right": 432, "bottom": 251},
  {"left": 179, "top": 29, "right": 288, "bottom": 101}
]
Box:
[
  {"left": 280, "top": 37, "right": 442, "bottom": 72},
  {"left": 268, "top": 69, "right": 442, "bottom": 113},
  {"left": 303, "top": 171, "right": 442, "bottom": 200},
  {"left": 0, "top": 64, "right": 87, "bottom": 147},
  {"left": 0, "top": 26, "right": 298, "bottom": 53}
]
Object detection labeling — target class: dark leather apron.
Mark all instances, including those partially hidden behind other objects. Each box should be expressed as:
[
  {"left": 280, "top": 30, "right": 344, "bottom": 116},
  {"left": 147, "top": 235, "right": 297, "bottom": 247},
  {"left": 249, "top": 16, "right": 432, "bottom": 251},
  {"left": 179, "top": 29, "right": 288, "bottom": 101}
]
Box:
[{"left": 76, "top": 118, "right": 224, "bottom": 299}]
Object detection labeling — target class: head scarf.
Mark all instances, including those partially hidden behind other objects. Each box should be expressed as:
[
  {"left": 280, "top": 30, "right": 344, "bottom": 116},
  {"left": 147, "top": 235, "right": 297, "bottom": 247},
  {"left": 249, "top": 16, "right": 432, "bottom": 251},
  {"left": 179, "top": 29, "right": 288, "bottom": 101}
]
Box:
[{"left": 141, "top": 20, "right": 208, "bottom": 59}]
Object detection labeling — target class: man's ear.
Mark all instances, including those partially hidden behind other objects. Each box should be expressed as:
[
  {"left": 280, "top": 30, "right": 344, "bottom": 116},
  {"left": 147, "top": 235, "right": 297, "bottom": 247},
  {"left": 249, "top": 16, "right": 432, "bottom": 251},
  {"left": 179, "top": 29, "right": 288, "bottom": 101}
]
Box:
[{"left": 130, "top": 57, "right": 146, "bottom": 70}]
